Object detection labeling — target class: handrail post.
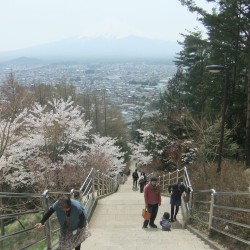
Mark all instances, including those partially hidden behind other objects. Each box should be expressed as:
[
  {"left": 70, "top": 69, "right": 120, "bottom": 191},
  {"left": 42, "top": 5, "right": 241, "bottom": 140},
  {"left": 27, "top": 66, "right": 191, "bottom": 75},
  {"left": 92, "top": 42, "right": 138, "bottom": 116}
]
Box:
[
  {"left": 183, "top": 167, "right": 186, "bottom": 185},
  {"left": 97, "top": 171, "right": 100, "bottom": 196},
  {"left": 107, "top": 176, "right": 109, "bottom": 193},
  {"left": 114, "top": 176, "right": 116, "bottom": 192},
  {"left": 0, "top": 193, "right": 4, "bottom": 250},
  {"left": 92, "top": 169, "right": 95, "bottom": 198},
  {"left": 162, "top": 175, "right": 165, "bottom": 191},
  {"left": 106, "top": 176, "right": 108, "bottom": 194},
  {"left": 42, "top": 190, "right": 52, "bottom": 250},
  {"left": 115, "top": 175, "right": 118, "bottom": 191},
  {"left": 102, "top": 173, "right": 105, "bottom": 195},
  {"left": 70, "top": 189, "right": 75, "bottom": 199},
  {"left": 208, "top": 189, "right": 216, "bottom": 235},
  {"left": 189, "top": 190, "right": 193, "bottom": 214}
]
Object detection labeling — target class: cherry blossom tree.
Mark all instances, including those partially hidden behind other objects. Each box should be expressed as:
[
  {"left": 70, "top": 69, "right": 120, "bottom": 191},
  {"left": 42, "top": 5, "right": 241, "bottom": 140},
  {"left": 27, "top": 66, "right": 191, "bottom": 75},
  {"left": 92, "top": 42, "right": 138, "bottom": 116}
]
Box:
[
  {"left": 85, "top": 135, "right": 126, "bottom": 175},
  {"left": 1, "top": 98, "right": 92, "bottom": 188},
  {"left": 129, "top": 142, "right": 153, "bottom": 166},
  {"left": 1, "top": 97, "right": 128, "bottom": 190},
  {"left": 130, "top": 129, "right": 197, "bottom": 171},
  {"left": 24, "top": 97, "right": 91, "bottom": 162},
  {"left": 0, "top": 110, "right": 29, "bottom": 187}
]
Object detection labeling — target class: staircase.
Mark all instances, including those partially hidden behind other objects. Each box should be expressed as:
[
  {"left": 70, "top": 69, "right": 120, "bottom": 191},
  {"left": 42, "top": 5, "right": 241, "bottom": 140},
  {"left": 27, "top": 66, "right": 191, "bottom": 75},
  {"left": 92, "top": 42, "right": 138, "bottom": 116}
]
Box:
[{"left": 82, "top": 162, "right": 214, "bottom": 250}]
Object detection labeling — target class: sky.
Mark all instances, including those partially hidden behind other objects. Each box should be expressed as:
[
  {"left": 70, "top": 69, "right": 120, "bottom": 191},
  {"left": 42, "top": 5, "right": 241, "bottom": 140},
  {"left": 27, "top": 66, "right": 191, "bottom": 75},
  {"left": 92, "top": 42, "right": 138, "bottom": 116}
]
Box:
[{"left": 0, "top": 0, "right": 212, "bottom": 52}]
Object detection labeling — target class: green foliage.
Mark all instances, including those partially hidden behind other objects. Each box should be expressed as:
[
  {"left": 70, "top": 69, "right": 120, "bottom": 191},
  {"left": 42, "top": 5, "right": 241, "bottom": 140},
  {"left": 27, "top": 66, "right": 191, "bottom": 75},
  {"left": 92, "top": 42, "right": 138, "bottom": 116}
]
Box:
[
  {"left": 1, "top": 213, "right": 46, "bottom": 250},
  {"left": 161, "top": 0, "right": 250, "bottom": 166},
  {"left": 158, "top": 68, "right": 184, "bottom": 112}
]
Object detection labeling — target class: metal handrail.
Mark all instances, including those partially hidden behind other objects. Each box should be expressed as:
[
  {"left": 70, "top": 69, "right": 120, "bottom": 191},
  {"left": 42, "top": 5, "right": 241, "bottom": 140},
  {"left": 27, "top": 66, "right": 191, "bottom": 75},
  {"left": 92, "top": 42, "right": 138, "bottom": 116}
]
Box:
[
  {"left": 190, "top": 189, "right": 250, "bottom": 247},
  {"left": 0, "top": 168, "right": 125, "bottom": 250},
  {"left": 153, "top": 167, "right": 250, "bottom": 248},
  {"left": 0, "top": 210, "right": 44, "bottom": 219},
  {"left": 213, "top": 216, "right": 250, "bottom": 230},
  {"left": 0, "top": 226, "right": 36, "bottom": 241},
  {"left": 0, "top": 192, "right": 44, "bottom": 198}
]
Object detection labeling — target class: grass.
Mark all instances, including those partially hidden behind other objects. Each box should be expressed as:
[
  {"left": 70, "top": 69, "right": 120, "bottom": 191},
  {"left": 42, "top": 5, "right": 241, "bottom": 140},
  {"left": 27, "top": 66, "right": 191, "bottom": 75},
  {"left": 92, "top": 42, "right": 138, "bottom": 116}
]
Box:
[
  {"left": 188, "top": 160, "right": 250, "bottom": 250},
  {"left": 1, "top": 213, "right": 60, "bottom": 250}
]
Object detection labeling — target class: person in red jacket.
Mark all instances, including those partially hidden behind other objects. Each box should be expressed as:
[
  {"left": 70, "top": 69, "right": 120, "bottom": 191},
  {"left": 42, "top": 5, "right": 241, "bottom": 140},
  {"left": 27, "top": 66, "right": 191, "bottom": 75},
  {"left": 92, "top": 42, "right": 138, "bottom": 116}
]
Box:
[{"left": 143, "top": 176, "right": 161, "bottom": 228}]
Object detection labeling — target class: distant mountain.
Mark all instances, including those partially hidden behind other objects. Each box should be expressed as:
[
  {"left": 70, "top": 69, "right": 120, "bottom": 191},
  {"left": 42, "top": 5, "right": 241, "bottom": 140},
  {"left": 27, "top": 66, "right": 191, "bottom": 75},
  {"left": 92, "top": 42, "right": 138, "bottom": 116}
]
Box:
[
  {"left": 0, "top": 36, "right": 181, "bottom": 62},
  {"left": 7, "top": 56, "right": 42, "bottom": 65}
]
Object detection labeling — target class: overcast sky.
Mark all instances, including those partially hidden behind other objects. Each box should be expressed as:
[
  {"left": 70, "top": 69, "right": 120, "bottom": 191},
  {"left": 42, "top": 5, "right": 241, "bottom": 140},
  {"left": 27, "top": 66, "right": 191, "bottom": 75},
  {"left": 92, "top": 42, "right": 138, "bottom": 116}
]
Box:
[{"left": 0, "top": 0, "right": 212, "bottom": 52}]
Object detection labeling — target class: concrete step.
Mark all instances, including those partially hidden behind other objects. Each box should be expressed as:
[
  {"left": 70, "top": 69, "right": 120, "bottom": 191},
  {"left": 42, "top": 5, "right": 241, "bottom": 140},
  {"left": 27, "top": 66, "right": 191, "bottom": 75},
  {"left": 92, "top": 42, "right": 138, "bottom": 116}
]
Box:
[{"left": 81, "top": 164, "right": 215, "bottom": 250}]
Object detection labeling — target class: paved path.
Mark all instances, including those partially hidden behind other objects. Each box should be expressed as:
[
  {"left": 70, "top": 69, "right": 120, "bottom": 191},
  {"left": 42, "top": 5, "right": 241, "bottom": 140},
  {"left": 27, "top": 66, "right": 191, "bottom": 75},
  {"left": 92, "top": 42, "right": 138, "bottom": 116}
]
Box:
[{"left": 82, "top": 164, "right": 214, "bottom": 250}]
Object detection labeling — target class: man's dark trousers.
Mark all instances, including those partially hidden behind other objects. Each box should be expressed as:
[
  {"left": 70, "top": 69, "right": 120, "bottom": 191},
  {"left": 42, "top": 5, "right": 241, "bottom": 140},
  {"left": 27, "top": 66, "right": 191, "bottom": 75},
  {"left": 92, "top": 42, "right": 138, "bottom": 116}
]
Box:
[{"left": 143, "top": 204, "right": 158, "bottom": 226}]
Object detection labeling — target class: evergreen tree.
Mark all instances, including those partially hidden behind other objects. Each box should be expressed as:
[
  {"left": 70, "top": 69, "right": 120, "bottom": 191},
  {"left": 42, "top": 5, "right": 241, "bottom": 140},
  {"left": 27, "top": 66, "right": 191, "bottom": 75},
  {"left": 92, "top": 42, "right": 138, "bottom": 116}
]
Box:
[{"left": 178, "top": 0, "right": 250, "bottom": 166}]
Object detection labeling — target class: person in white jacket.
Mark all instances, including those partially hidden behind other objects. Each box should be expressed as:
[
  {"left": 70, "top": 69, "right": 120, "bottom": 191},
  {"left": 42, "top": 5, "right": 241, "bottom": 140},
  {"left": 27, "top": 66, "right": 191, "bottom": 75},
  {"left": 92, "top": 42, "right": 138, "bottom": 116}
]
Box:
[{"left": 138, "top": 172, "right": 147, "bottom": 193}]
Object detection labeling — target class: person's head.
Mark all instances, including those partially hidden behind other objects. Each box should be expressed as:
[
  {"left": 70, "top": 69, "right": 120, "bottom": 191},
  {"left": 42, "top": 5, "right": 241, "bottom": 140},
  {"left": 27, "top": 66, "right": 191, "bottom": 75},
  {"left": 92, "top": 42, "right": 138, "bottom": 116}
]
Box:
[
  {"left": 163, "top": 212, "right": 170, "bottom": 220},
  {"left": 58, "top": 195, "right": 71, "bottom": 212},
  {"left": 150, "top": 177, "right": 157, "bottom": 186}
]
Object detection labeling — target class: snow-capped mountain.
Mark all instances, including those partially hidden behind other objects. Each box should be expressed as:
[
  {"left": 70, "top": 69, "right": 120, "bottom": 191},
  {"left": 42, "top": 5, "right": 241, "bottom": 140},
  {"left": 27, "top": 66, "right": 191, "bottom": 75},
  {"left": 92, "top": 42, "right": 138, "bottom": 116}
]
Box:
[{"left": 0, "top": 35, "right": 180, "bottom": 62}]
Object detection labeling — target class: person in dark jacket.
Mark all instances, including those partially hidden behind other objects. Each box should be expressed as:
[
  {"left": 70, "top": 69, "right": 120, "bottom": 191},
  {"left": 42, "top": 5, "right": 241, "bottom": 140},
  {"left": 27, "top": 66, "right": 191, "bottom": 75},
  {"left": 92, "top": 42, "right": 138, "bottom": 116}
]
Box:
[
  {"left": 35, "top": 195, "right": 90, "bottom": 250},
  {"left": 132, "top": 169, "right": 139, "bottom": 188},
  {"left": 168, "top": 180, "right": 190, "bottom": 222}
]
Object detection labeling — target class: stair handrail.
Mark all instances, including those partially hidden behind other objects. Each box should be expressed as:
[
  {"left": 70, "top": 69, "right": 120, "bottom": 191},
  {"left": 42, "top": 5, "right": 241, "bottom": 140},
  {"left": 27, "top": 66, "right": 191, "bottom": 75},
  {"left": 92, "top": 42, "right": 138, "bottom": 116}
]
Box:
[
  {"left": 150, "top": 167, "right": 250, "bottom": 248},
  {"left": 0, "top": 168, "right": 125, "bottom": 250}
]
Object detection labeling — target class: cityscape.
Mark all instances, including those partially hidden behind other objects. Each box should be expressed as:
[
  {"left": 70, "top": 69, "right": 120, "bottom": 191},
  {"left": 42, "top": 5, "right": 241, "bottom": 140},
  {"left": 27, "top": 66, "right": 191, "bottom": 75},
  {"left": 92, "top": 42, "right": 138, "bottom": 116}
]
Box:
[{"left": 0, "top": 60, "right": 176, "bottom": 122}]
